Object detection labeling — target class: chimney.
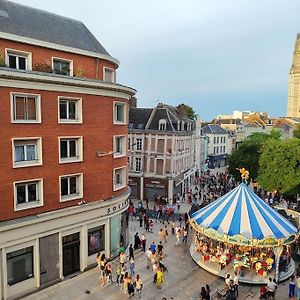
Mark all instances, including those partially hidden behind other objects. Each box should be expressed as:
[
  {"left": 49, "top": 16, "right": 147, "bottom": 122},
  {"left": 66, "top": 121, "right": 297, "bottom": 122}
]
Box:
[{"left": 128, "top": 97, "right": 137, "bottom": 109}]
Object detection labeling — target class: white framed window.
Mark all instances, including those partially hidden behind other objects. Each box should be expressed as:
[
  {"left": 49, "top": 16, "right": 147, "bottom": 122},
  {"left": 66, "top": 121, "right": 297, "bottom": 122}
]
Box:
[
  {"left": 114, "top": 102, "right": 126, "bottom": 124},
  {"left": 103, "top": 67, "right": 115, "bottom": 83},
  {"left": 58, "top": 97, "right": 82, "bottom": 124},
  {"left": 59, "top": 137, "right": 83, "bottom": 163},
  {"left": 5, "top": 48, "right": 32, "bottom": 70},
  {"left": 14, "top": 179, "right": 43, "bottom": 211},
  {"left": 59, "top": 173, "right": 83, "bottom": 202},
  {"left": 113, "top": 167, "right": 126, "bottom": 191},
  {"left": 7, "top": 246, "right": 34, "bottom": 286},
  {"left": 52, "top": 57, "right": 73, "bottom": 76},
  {"left": 136, "top": 138, "right": 142, "bottom": 151},
  {"left": 158, "top": 119, "right": 166, "bottom": 131},
  {"left": 11, "top": 93, "right": 41, "bottom": 123},
  {"left": 135, "top": 157, "right": 142, "bottom": 172},
  {"left": 12, "top": 137, "right": 42, "bottom": 168},
  {"left": 114, "top": 135, "right": 126, "bottom": 158}
]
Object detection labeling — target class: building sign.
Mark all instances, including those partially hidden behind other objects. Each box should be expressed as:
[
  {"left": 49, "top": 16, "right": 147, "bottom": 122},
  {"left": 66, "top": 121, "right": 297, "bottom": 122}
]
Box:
[{"left": 107, "top": 199, "right": 128, "bottom": 215}]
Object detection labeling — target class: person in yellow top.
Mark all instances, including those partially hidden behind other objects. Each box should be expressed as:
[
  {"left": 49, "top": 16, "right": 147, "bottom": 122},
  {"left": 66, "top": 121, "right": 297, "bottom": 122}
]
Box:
[
  {"left": 135, "top": 274, "right": 143, "bottom": 298},
  {"left": 156, "top": 267, "right": 164, "bottom": 289}
]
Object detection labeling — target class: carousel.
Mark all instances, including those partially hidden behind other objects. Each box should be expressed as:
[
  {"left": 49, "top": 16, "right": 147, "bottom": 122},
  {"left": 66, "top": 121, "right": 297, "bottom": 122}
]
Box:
[{"left": 189, "top": 171, "right": 298, "bottom": 284}]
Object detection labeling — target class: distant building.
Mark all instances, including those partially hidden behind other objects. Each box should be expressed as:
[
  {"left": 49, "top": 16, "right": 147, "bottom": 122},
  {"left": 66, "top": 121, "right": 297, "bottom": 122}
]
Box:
[
  {"left": 202, "top": 124, "right": 232, "bottom": 169},
  {"left": 194, "top": 119, "right": 208, "bottom": 175},
  {"left": 287, "top": 33, "right": 300, "bottom": 118},
  {"left": 128, "top": 103, "right": 196, "bottom": 202}
]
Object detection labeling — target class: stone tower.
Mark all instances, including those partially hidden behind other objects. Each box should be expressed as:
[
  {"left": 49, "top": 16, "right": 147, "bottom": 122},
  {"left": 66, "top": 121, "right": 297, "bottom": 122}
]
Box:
[{"left": 287, "top": 33, "right": 300, "bottom": 117}]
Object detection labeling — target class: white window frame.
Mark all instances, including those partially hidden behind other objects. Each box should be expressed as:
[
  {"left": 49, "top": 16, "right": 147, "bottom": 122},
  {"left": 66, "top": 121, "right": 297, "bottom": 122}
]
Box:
[
  {"left": 113, "top": 101, "right": 126, "bottom": 125},
  {"left": 12, "top": 137, "right": 43, "bottom": 168},
  {"left": 10, "top": 92, "right": 42, "bottom": 123},
  {"left": 114, "top": 135, "right": 126, "bottom": 158},
  {"left": 59, "top": 136, "right": 83, "bottom": 164},
  {"left": 103, "top": 67, "right": 115, "bottom": 83},
  {"left": 135, "top": 157, "right": 142, "bottom": 172},
  {"left": 52, "top": 57, "right": 73, "bottom": 76},
  {"left": 113, "top": 166, "right": 126, "bottom": 191},
  {"left": 5, "top": 48, "right": 32, "bottom": 70},
  {"left": 13, "top": 178, "right": 43, "bottom": 211},
  {"left": 59, "top": 173, "right": 83, "bottom": 202},
  {"left": 58, "top": 96, "right": 82, "bottom": 124},
  {"left": 158, "top": 119, "right": 166, "bottom": 131},
  {"left": 136, "top": 138, "right": 143, "bottom": 151}
]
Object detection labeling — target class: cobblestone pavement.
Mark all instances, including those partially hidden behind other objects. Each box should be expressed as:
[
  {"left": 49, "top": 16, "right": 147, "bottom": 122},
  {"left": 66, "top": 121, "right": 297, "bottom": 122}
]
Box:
[{"left": 23, "top": 216, "right": 292, "bottom": 300}]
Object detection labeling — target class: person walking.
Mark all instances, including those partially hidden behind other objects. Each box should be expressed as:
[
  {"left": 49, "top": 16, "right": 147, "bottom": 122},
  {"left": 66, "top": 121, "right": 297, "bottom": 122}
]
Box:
[
  {"left": 135, "top": 274, "right": 143, "bottom": 298},
  {"left": 156, "top": 267, "right": 164, "bottom": 289},
  {"left": 98, "top": 253, "right": 107, "bottom": 286},
  {"left": 206, "top": 284, "right": 211, "bottom": 300},
  {"left": 115, "top": 264, "right": 121, "bottom": 287},
  {"left": 163, "top": 226, "right": 168, "bottom": 243},
  {"left": 175, "top": 228, "right": 181, "bottom": 246},
  {"left": 146, "top": 247, "right": 152, "bottom": 269},
  {"left": 182, "top": 228, "right": 188, "bottom": 243},
  {"left": 129, "top": 244, "right": 134, "bottom": 260},
  {"left": 123, "top": 272, "right": 129, "bottom": 295},
  {"left": 119, "top": 251, "right": 126, "bottom": 266},
  {"left": 200, "top": 286, "right": 207, "bottom": 300},
  {"left": 134, "top": 232, "right": 140, "bottom": 250},
  {"left": 105, "top": 263, "right": 113, "bottom": 285},
  {"left": 141, "top": 234, "right": 146, "bottom": 252},
  {"left": 267, "top": 277, "right": 277, "bottom": 300},
  {"left": 233, "top": 271, "right": 239, "bottom": 297},
  {"left": 289, "top": 275, "right": 296, "bottom": 298},
  {"left": 129, "top": 257, "right": 135, "bottom": 276},
  {"left": 127, "top": 276, "right": 135, "bottom": 298}
]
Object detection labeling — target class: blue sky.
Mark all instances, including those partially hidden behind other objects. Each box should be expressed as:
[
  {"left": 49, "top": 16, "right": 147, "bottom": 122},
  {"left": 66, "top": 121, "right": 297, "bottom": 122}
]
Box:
[{"left": 13, "top": 0, "right": 300, "bottom": 120}]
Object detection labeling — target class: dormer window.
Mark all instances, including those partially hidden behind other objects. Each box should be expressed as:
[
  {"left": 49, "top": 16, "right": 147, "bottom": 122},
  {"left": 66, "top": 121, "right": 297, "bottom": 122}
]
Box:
[
  {"left": 52, "top": 57, "right": 73, "bottom": 76},
  {"left": 6, "top": 49, "right": 32, "bottom": 70},
  {"left": 159, "top": 119, "right": 166, "bottom": 131}
]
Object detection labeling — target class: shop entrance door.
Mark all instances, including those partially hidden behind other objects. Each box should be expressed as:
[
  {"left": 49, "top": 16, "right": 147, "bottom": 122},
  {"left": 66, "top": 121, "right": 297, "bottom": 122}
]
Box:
[{"left": 62, "top": 233, "right": 80, "bottom": 277}]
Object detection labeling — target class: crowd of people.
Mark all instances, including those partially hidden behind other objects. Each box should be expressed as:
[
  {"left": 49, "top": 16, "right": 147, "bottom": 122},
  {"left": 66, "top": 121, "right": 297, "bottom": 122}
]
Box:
[{"left": 94, "top": 170, "right": 299, "bottom": 299}]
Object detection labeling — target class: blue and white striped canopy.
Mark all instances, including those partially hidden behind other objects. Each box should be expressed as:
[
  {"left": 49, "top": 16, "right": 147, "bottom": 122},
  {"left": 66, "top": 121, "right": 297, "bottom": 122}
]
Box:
[{"left": 191, "top": 183, "right": 298, "bottom": 240}]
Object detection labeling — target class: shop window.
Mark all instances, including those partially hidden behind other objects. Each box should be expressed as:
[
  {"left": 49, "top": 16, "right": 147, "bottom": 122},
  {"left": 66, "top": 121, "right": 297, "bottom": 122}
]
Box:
[
  {"left": 7, "top": 246, "right": 34, "bottom": 285},
  {"left": 88, "top": 226, "right": 105, "bottom": 256}
]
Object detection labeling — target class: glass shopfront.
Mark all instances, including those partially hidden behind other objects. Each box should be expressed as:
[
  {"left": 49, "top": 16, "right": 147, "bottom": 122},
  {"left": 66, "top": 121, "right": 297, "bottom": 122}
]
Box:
[
  {"left": 110, "top": 215, "right": 121, "bottom": 257},
  {"left": 88, "top": 226, "right": 105, "bottom": 256}
]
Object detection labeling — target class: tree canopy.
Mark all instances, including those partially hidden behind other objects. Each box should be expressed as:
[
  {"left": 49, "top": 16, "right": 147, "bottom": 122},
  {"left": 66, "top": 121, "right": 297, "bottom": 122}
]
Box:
[
  {"left": 228, "top": 131, "right": 280, "bottom": 181},
  {"left": 293, "top": 123, "right": 300, "bottom": 139},
  {"left": 258, "top": 138, "right": 300, "bottom": 196},
  {"left": 176, "top": 103, "right": 197, "bottom": 120}
]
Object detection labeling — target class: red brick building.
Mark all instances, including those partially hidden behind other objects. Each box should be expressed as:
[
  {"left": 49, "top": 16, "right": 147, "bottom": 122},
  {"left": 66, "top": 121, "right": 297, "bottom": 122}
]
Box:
[{"left": 0, "top": 1, "right": 135, "bottom": 299}]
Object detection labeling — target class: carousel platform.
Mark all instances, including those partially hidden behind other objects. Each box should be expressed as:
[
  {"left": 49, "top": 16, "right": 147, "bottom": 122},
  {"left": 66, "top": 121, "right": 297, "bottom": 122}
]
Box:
[{"left": 190, "top": 244, "right": 295, "bottom": 284}]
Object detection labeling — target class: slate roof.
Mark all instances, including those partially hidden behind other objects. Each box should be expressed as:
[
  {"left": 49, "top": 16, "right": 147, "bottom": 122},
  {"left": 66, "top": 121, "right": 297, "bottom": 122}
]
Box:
[
  {"left": 129, "top": 108, "right": 153, "bottom": 130},
  {"left": 0, "top": 0, "right": 110, "bottom": 56},
  {"left": 129, "top": 103, "right": 195, "bottom": 132},
  {"left": 202, "top": 124, "right": 229, "bottom": 135}
]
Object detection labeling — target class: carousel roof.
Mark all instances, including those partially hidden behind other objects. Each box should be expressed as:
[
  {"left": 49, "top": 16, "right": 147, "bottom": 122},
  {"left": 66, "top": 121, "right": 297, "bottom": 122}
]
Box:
[{"left": 190, "top": 183, "right": 298, "bottom": 240}]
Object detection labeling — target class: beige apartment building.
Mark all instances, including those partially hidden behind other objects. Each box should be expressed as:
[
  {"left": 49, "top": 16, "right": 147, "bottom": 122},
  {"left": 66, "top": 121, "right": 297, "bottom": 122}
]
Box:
[{"left": 128, "top": 103, "right": 196, "bottom": 203}]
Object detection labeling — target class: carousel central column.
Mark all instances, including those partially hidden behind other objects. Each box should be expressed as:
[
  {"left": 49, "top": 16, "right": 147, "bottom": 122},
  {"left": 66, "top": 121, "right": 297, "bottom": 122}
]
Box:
[{"left": 274, "top": 245, "right": 283, "bottom": 283}]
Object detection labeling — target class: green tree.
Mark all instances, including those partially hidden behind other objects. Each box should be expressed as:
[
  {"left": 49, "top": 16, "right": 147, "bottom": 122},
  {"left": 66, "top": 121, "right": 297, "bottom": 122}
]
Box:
[
  {"left": 258, "top": 138, "right": 300, "bottom": 196},
  {"left": 176, "top": 103, "right": 197, "bottom": 120},
  {"left": 228, "top": 132, "right": 280, "bottom": 181},
  {"left": 293, "top": 123, "right": 300, "bottom": 139}
]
